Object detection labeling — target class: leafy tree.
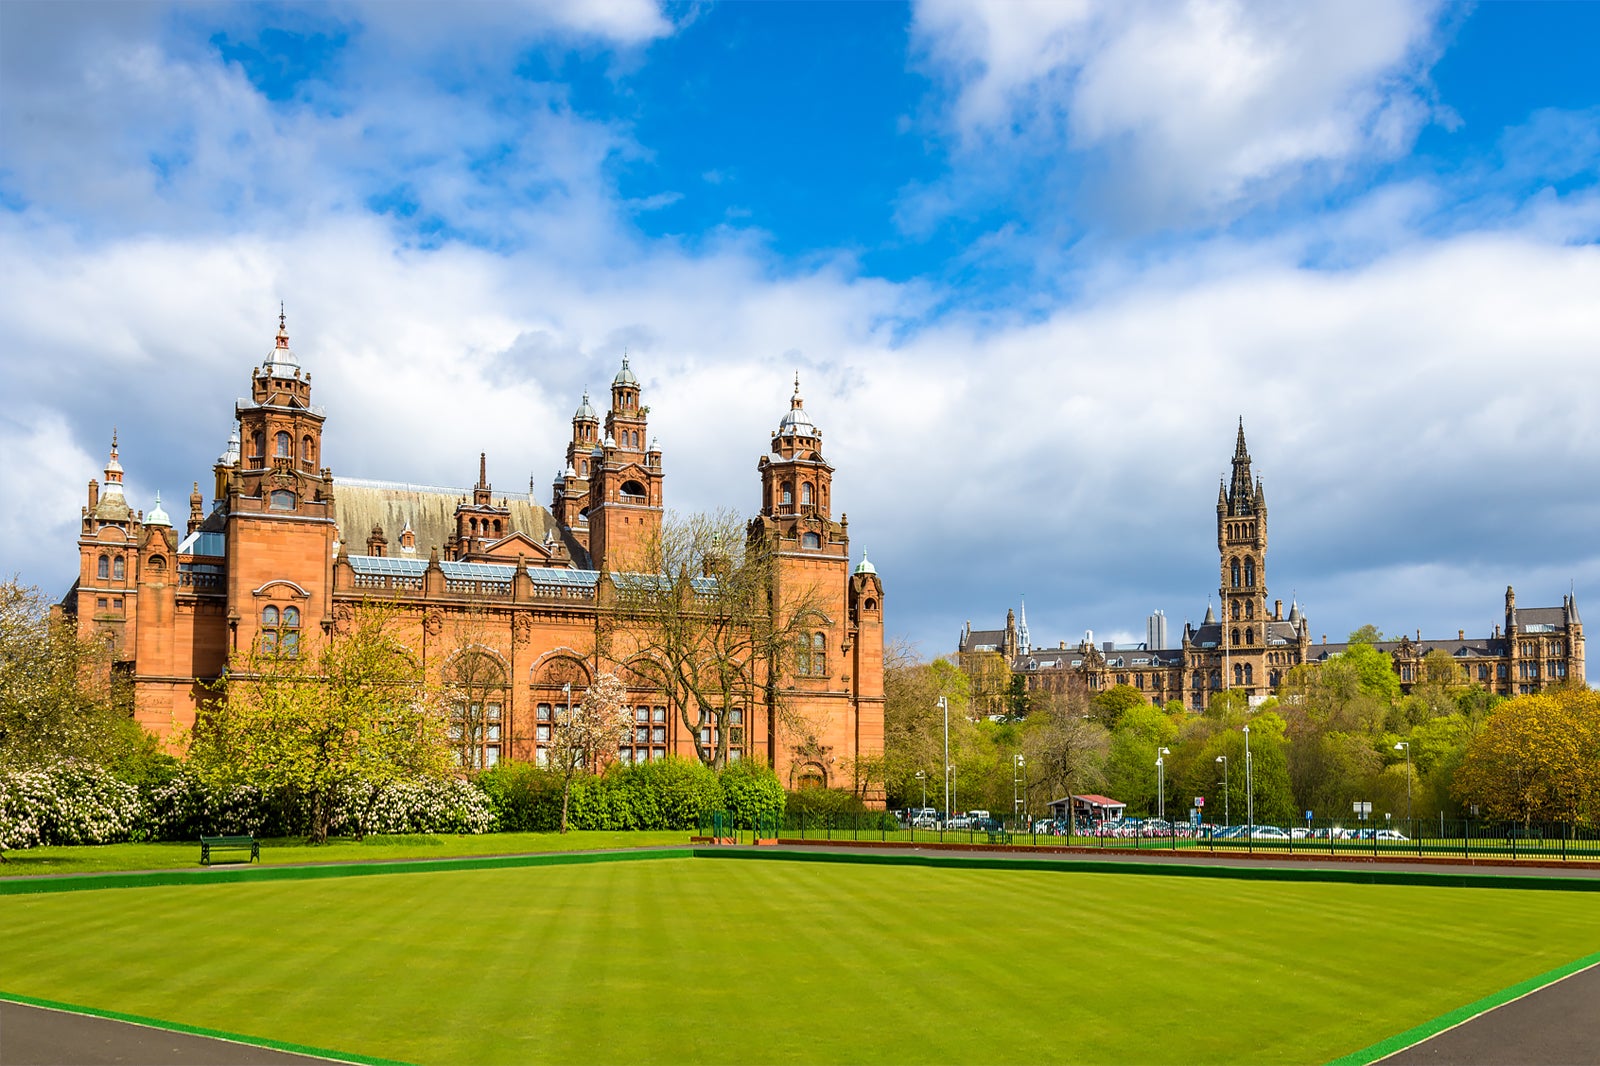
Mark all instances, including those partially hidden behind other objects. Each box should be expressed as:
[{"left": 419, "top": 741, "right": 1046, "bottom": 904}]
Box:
[
  {"left": 1452, "top": 690, "right": 1600, "bottom": 825},
  {"left": 547, "top": 671, "right": 633, "bottom": 833},
  {"left": 1342, "top": 642, "right": 1402, "bottom": 704},
  {"left": 0, "top": 579, "right": 145, "bottom": 770},
  {"left": 1347, "top": 624, "right": 1386, "bottom": 645},
  {"left": 1103, "top": 705, "right": 1180, "bottom": 816},
  {"left": 1090, "top": 683, "right": 1145, "bottom": 728},
  {"left": 604, "top": 510, "right": 828, "bottom": 769},
  {"left": 719, "top": 758, "right": 785, "bottom": 829},
  {"left": 189, "top": 601, "right": 451, "bottom": 843},
  {"left": 1019, "top": 682, "right": 1109, "bottom": 822},
  {"left": 881, "top": 646, "right": 971, "bottom": 809}
]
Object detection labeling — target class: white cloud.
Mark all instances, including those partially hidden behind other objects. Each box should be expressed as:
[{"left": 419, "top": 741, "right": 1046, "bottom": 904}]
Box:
[{"left": 911, "top": 0, "right": 1446, "bottom": 223}]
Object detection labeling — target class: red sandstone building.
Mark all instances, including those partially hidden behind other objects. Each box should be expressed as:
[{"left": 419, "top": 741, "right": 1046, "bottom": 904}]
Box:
[{"left": 65, "top": 313, "right": 885, "bottom": 790}]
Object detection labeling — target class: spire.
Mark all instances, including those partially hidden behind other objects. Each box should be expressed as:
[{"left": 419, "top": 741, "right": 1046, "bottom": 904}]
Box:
[
  {"left": 478, "top": 452, "right": 488, "bottom": 489},
  {"left": 103, "top": 429, "right": 124, "bottom": 490},
  {"left": 1234, "top": 417, "right": 1248, "bottom": 460},
  {"left": 264, "top": 303, "right": 299, "bottom": 371},
  {"left": 188, "top": 481, "right": 204, "bottom": 533},
  {"left": 1226, "top": 419, "right": 1254, "bottom": 515},
  {"left": 1018, "top": 596, "right": 1031, "bottom": 656}
]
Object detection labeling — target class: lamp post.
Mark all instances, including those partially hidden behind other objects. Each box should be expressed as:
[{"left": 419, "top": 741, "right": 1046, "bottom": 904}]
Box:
[
  {"left": 1156, "top": 747, "right": 1171, "bottom": 822},
  {"left": 1394, "top": 740, "right": 1412, "bottom": 826},
  {"left": 938, "top": 696, "right": 950, "bottom": 824},
  {"left": 1013, "top": 754, "right": 1025, "bottom": 828},
  {"left": 915, "top": 770, "right": 927, "bottom": 812},
  {"left": 1243, "top": 724, "right": 1254, "bottom": 832},
  {"left": 1216, "top": 754, "right": 1229, "bottom": 827}
]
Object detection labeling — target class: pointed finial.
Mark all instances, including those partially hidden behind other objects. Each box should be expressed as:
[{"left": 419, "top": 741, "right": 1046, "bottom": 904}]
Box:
[
  {"left": 111, "top": 427, "right": 118, "bottom": 454},
  {"left": 276, "top": 303, "right": 289, "bottom": 349}
]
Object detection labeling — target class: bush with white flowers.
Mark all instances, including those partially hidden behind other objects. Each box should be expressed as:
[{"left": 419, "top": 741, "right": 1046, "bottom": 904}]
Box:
[
  {"left": 0, "top": 763, "right": 140, "bottom": 847},
  {"left": 331, "top": 777, "right": 493, "bottom": 836}
]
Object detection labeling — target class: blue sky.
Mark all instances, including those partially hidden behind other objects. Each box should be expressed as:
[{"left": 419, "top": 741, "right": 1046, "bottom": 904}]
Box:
[{"left": 1, "top": 1, "right": 1596, "bottom": 678}]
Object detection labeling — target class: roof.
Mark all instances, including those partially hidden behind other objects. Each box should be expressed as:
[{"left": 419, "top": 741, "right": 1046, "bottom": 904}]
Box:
[
  {"left": 962, "top": 628, "right": 1006, "bottom": 652},
  {"left": 1513, "top": 606, "right": 1570, "bottom": 631},
  {"left": 333, "top": 477, "right": 571, "bottom": 560}
]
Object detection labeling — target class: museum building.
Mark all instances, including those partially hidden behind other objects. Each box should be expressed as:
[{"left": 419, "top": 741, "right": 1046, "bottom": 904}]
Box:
[{"left": 63, "top": 313, "right": 885, "bottom": 789}]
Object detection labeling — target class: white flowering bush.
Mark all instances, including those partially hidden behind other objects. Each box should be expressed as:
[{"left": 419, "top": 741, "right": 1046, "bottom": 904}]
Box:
[
  {"left": 138, "top": 769, "right": 271, "bottom": 840},
  {"left": 332, "top": 777, "right": 493, "bottom": 836},
  {"left": 0, "top": 763, "right": 140, "bottom": 847}
]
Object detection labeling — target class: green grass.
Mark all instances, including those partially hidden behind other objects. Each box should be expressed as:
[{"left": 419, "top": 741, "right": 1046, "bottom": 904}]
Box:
[
  {"left": 2, "top": 854, "right": 1597, "bottom": 1064},
  {"left": 0, "top": 831, "right": 690, "bottom": 877}
]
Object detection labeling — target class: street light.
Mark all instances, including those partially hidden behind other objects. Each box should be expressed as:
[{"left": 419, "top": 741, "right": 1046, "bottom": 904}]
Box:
[
  {"left": 938, "top": 695, "right": 950, "bottom": 824},
  {"left": 1394, "top": 740, "right": 1412, "bottom": 826},
  {"left": 1155, "top": 747, "right": 1171, "bottom": 822},
  {"left": 1243, "top": 724, "right": 1254, "bottom": 833},
  {"left": 914, "top": 770, "right": 927, "bottom": 812},
  {"left": 1013, "top": 754, "right": 1026, "bottom": 828},
  {"left": 1216, "top": 754, "right": 1229, "bottom": 827}
]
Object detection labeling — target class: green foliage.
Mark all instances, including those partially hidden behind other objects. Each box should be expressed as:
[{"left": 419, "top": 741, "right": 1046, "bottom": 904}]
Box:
[
  {"left": 1091, "top": 684, "right": 1145, "bottom": 727},
  {"left": 718, "top": 759, "right": 784, "bottom": 829},
  {"left": 0, "top": 580, "right": 146, "bottom": 770},
  {"left": 1342, "top": 642, "right": 1402, "bottom": 703},
  {"left": 1452, "top": 690, "right": 1600, "bottom": 824},
  {"left": 1347, "top": 624, "right": 1386, "bottom": 645},
  {"left": 476, "top": 762, "right": 562, "bottom": 832},
  {"left": 783, "top": 786, "right": 897, "bottom": 829}
]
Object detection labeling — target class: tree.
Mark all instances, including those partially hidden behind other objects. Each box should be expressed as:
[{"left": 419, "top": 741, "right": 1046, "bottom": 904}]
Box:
[
  {"left": 880, "top": 644, "right": 970, "bottom": 807},
  {"left": 1020, "top": 683, "right": 1109, "bottom": 823},
  {"left": 189, "top": 601, "right": 451, "bottom": 843},
  {"left": 604, "top": 511, "right": 828, "bottom": 769},
  {"left": 1090, "top": 683, "right": 1145, "bottom": 728},
  {"left": 0, "top": 579, "right": 143, "bottom": 770},
  {"left": 1452, "top": 690, "right": 1600, "bottom": 825},
  {"left": 547, "top": 671, "right": 633, "bottom": 833}
]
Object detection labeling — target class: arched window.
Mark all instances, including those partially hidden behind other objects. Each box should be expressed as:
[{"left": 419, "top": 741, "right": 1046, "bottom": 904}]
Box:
[
  {"left": 580, "top": 459, "right": 588, "bottom": 475},
  {"left": 802, "top": 532, "right": 821, "bottom": 549},
  {"left": 301, "top": 436, "right": 315, "bottom": 466},
  {"left": 470, "top": 518, "right": 479, "bottom": 534},
  {"left": 270, "top": 490, "right": 295, "bottom": 510},
  {"left": 149, "top": 555, "right": 166, "bottom": 573},
  {"left": 493, "top": 520, "right": 501, "bottom": 535},
  {"left": 810, "top": 632, "right": 826, "bottom": 677},
  {"left": 1231, "top": 601, "right": 1241, "bottom": 620},
  {"left": 112, "top": 557, "right": 125, "bottom": 581},
  {"left": 1245, "top": 559, "right": 1256, "bottom": 587},
  {"left": 1244, "top": 664, "right": 1254, "bottom": 684},
  {"left": 97, "top": 555, "right": 109, "bottom": 579},
  {"left": 781, "top": 482, "right": 793, "bottom": 507},
  {"left": 1231, "top": 628, "right": 1240, "bottom": 646},
  {"left": 275, "top": 431, "right": 290, "bottom": 457},
  {"left": 1245, "top": 601, "right": 1254, "bottom": 619},
  {"left": 1233, "top": 663, "right": 1243, "bottom": 685},
  {"left": 251, "top": 431, "right": 265, "bottom": 457},
  {"left": 1230, "top": 558, "right": 1240, "bottom": 588},
  {"left": 1245, "top": 627, "right": 1254, "bottom": 645},
  {"left": 801, "top": 483, "right": 813, "bottom": 506}
]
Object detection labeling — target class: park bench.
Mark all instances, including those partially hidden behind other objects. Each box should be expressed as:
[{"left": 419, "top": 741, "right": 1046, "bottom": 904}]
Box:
[
  {"left": 199, "top": 835, "right": 260, "bottom": 865},
  {"left": 986, "top": 829, "right": 1013, "bottom": 845}
]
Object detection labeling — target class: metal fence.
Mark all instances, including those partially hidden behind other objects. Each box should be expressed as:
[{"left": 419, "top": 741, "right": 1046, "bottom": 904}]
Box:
[{"left": 741, "top": 813, "right": 1600, "bottom": 861}]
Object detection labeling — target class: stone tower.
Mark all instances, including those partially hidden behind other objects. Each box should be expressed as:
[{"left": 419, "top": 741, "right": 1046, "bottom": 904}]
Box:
[{"left": 585, "top": 357, "right": 663, "bottom": 571}]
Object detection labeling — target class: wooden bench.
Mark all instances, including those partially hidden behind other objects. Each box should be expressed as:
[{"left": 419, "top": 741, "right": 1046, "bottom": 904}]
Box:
[{"left": 199, "top": 835, "right": 260, "bottom": 865}]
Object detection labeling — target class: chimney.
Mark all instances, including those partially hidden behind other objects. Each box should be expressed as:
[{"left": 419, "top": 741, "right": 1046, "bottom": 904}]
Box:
[
  {"left": 88, "top": 479, "right": 99, "bottom": 509},
  {"left": 1458, "top": 629, "right": 1465, "bottom": 641},
  {"left": 1274, "top": 599, "right": 1283, "bottom": 621}
]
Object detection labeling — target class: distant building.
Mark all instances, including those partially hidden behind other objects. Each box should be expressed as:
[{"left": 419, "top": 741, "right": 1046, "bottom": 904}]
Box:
[{"left": 959, "top": 422, "right": 1586, "bottom": 709}]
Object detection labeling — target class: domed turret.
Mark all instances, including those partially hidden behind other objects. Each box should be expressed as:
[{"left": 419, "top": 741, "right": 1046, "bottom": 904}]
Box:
[
  {"left": 573, "top": 391, "right": 597, "bottom": 422},
  {"left": 777, "top": 374, "right": 819, "bottom": 438},
  {"left": 146, "top": 491, "right": 171, "bottom": 528},
  {"left": 613, "top": 356, "right": 638, "bottom": 387},
  {"left": 854, "top": 552, "right": 876, "bottom": 576}
]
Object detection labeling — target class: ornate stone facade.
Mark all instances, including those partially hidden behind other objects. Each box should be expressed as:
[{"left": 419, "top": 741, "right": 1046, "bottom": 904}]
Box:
[
  {"left": 64, "top": 313, "right": 885, "bottom": 791},
  {"left": 960, "top": 422, "right": 1586, "bottom": 709}
]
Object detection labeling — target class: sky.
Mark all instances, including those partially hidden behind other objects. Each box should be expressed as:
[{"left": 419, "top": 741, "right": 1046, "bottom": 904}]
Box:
[{"left": 1, "top": 0, "right": 1596, "bottom": 679}]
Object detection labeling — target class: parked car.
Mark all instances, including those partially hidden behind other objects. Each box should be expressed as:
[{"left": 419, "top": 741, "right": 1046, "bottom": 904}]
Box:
[
  {"left": 1249, "top": 825, "right": 1291, "bottom": 840},
  {"left": 1375, "top": 829, "right": 1409, "bottom": 841}
]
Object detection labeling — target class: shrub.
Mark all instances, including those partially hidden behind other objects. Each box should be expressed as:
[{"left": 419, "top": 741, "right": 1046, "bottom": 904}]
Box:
[
  {"left": 785, "top": 787, "right": 896, "bottom": 830},
  {"left": 719, "top": 759, "right": 785, "bottom": 829},
  {"left": 0, "top": 763, "right": 141, "bottom": 847},
  {"left": 333, "top": 778, "right": 493, "bottom": 836},
  {"left": 476, "top": 762, "right": 562, "bottom": 832},
  {"left": 621, "top": 756, "right": 723, "bottom": 830}
]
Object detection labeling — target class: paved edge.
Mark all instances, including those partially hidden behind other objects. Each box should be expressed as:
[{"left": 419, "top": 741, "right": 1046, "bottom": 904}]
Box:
[
  {"left": 0, "top": 992, "right": 404, "bottom": 1065},
  {"left": 1324, "top": 951, "right": 1600, "bottom": 1066}
]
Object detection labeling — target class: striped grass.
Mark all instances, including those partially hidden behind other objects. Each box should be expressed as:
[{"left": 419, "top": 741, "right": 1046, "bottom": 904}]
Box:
[{"left": 1, "top": 855, "right": 1596, "bottom": 1064}]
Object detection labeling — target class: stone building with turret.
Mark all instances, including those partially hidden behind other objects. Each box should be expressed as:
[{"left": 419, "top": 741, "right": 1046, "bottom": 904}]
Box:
[
  {"left": 960, "top": 422, "right": 1585, "bottom": 710},
  {"left": 62, "top": 311, "right": 885, "bottom": 792}
]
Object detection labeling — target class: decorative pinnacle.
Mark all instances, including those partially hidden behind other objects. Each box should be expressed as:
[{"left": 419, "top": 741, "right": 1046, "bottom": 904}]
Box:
[{"left": 276, "top": 303, "right": 289, "bottom": 349}]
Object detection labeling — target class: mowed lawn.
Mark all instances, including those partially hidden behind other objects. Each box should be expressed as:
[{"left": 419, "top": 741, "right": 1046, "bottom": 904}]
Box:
[{"left": 2, "top": 856, "right": 1597, "bottom": 1065}]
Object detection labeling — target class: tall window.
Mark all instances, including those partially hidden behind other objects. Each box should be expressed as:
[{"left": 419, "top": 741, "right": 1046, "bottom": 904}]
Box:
[
  {"left": 801, "top": 482, "right": 813, "bottom": 506},
  {"left": 798, "top": 632, "right": 827, "bottom": 677},
  {"left": 301, "top": 436, "right": 315, "bottom": 467},
  {"left": 1244, "top": 559, "right": 1256, "bottom": 587},
  {"left": 1230, "top": 559, "right": 1240, "bottom": 588},
  {"left": 275, "top": 431, "right": 291, "bottom": 457},
  {"left": 449, "top": 652, "right": 507, "bottom": 770},
  {"left": 781, "top": 481, "right": 793, "bottom": 507},
  {"left": 97, "top": 555, "right": 109, "bottom": 579},
  {"left": 112, "top": 557, "right": 125, "bottom": 580},
  {"left": 260, "top": 605, "right": 300, "bottom": 657}
]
